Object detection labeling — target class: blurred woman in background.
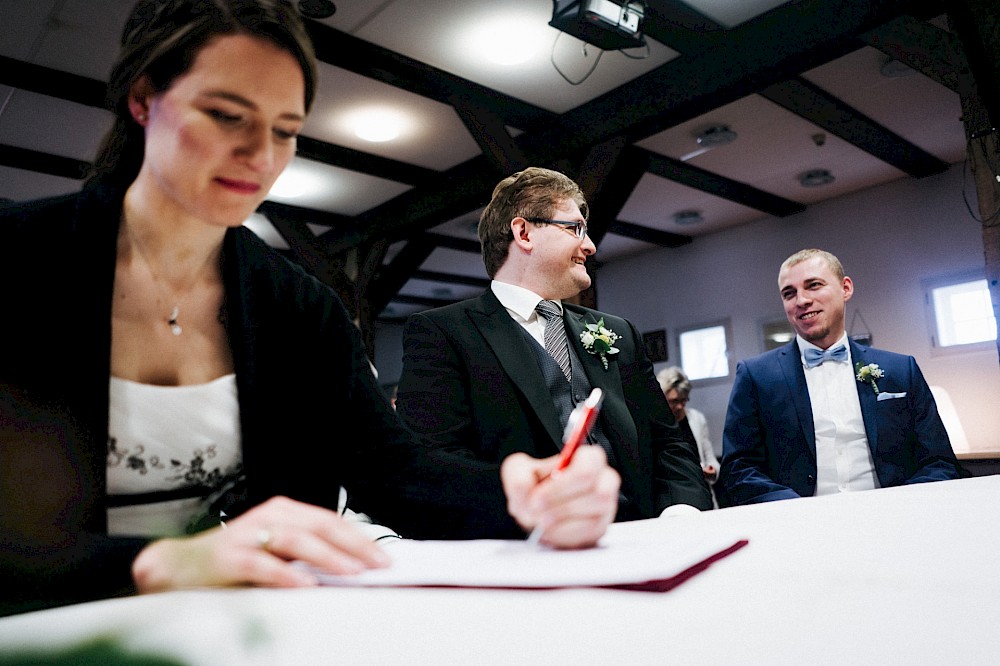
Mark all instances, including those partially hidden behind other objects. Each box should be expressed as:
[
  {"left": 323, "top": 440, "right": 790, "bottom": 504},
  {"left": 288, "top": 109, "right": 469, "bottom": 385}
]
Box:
[{"left": 657, "top": 366, "right": 720, "bottom": 508}]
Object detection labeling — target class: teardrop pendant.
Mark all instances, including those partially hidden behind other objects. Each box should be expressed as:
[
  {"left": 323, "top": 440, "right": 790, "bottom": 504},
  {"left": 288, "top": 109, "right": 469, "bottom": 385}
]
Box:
[{"left": 168, "top": 305, "right": 182, "bottom": 336}]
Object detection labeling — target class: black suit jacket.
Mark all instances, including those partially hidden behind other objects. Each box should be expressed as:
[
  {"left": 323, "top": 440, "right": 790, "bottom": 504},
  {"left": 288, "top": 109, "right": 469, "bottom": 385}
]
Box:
[{"left": 396, "top": 288, "right": 711, "bottom": 537}]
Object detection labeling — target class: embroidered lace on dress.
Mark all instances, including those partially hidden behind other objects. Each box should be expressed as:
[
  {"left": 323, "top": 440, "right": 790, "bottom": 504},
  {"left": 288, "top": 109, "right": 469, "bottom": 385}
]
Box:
[{"left": 107, "top": 374, "right": 242, "bottom": 537}]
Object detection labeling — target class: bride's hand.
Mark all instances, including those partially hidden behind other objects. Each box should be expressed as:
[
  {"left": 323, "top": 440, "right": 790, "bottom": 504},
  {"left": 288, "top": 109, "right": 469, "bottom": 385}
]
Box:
[{"left": 131, "top": 496, "right": 391, "bottom": 592}]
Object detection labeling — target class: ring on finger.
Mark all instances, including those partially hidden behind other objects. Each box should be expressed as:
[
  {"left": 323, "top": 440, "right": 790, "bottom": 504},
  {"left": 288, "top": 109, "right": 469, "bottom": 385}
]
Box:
[{"left": 256, "top": 528, "right": 274, "bottom": 552}]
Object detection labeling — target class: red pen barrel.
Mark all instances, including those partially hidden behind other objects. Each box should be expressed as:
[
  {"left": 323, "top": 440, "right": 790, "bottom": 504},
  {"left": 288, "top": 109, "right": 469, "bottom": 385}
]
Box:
[{"left": 556, "top": 388, "right": 604, "bottom": 471}]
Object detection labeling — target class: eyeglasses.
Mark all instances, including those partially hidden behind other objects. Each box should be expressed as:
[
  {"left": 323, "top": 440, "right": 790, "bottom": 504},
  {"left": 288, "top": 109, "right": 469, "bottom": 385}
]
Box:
[{"left": 524, "top": 217, "right": 589, "bottom": 241}]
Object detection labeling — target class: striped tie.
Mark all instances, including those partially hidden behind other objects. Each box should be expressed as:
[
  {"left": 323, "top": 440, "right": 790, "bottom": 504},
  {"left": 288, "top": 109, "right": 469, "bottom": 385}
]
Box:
[{"left": 536, "top": 300, "right": 572, "bottom": 382}]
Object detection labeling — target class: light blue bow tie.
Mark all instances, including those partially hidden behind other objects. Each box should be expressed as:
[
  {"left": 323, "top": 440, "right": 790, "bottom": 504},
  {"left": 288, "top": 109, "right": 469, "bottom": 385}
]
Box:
[{"left": 803, "top": 344, "right": 848, "bottom": 368}]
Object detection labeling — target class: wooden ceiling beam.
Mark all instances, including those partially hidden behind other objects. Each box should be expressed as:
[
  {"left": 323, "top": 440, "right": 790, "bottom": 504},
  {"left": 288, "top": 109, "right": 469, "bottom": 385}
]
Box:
[
  {"left": 862, "top": 15, "right": 975, "bottom": 95},
  {"left": 760, "top": 77, "right": 949, "bottom": 178},
  {"left": 303, "top": 21, "right": 556, "bottom": 132},
  {"left": 449, "top": 94, "right": 528, "bottom": 176},
  {"left": 296, "top": 136, "right": 439, "bottom": 187},
  {"left": 641, "top": 0, "right": 726, "bottom": 55},
  {"left": 351, "top": 0, "right": 931, "bottom": 246},
  {"left": 642, "top": 149, "right": 805, "bottom": 218},
  {"left": 263, "top": 204, "right": 356, "bottom": 313},
  {"left": 533, "top": 0, "right": 945, "bottom": 153},
  {"left": 576, "top": 140, "right": 649, "bottom": 247},
  {"left": 947, "top": 0, "right": 1000, "bottom": 129},
  {"left": 0, "top": 56, "right": 105, "bottom": 108},
  {"left": 608, "top": 220, "right": 692, "bottom": 248},
  {"left": 0, "top": 144, "right": 90, "bottom": 180},
  {"left": 411, "top": 270, "right": 490, "bottom": 289},
  {"left": 368, "top": 235, "right": 438, "bottom": 315}
]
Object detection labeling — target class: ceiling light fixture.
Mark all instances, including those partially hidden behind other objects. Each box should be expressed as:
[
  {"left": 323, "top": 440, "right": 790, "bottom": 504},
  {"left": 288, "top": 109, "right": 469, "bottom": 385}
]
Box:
[
  {"left": 297, "top": 0, "right": 335, "bottom": 19},
  {"left": 798, "top": 169, "right": 835, "bottom": 187},
  {"left": 696, "top": 125, "right": 738, "bottom": 147},
  {"left": 672, "top": 210, "right": 704, "bottom": 226},
  {"left": 356, "top": 124, "right": 399, "bottom": 143},
  {"left": 345, "top": 108, "right": 409, "bottom": 143},
  {"left": 680, "top": 124, "right": 738, "bottom": 161}
]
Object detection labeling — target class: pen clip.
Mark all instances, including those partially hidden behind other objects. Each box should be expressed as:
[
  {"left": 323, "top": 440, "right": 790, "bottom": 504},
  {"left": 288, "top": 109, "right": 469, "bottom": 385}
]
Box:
[
  {"left": 556, "top": 388, "right": 604, "bottom": 471},
  {"left": 562, "top": 405, "right": 583, "bottom": 443}
]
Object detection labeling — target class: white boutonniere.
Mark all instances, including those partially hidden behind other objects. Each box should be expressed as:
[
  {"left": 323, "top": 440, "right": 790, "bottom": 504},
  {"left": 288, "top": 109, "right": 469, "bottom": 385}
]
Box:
[
  {"left": 580, "top": 318, "right": 620, "bottom": 370},
  {"left": 855, "top": 362, "right": 884, "bottom": 395}
]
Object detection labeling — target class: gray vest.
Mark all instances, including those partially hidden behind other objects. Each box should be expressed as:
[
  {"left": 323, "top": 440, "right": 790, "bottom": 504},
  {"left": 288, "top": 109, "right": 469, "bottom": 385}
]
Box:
[{"left": 521, "top": 326, "right": 616, "bottom": 466}]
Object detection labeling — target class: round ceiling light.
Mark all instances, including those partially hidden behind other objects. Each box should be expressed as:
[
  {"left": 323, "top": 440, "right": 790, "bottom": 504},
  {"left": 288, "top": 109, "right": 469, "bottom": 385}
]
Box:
[
  {"left": 695, "top": 125, "right": 738, "bottom": 147},
  {"left": 673, "top": 210, "right": 704, "bottom": 226},
  {"left": 798, "top": 169, "right": 835, "bottom": 187},
  {"left": 345, "top": 107, "right": 409, "bottom": 143}
]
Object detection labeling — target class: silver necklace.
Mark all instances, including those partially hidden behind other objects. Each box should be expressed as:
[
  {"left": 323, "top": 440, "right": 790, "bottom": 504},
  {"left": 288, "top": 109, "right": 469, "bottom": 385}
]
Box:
[
  {"left": 144, "top": 268, "right": 186, "bottom": 337},
  {"left": 127, "top": 226, "right": 208, "bottom": 337},
  {"left": 167, "top": 305, "right": 182, "bottom": 336}
]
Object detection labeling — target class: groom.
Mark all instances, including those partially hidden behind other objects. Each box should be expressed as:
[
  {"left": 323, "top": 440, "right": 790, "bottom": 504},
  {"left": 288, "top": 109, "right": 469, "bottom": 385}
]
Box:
[
  {"left": 395, "top": 167, "right": 711, "bottom": 538},
  {"left": 719, "top": 248, "right": 965, "bottom": 506}
]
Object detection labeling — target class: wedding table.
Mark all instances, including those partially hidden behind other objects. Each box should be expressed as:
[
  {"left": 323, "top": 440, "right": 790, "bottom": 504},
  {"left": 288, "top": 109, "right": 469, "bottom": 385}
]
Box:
[{"left": 1, "top": 475, "right": 996, "bottom": 665}]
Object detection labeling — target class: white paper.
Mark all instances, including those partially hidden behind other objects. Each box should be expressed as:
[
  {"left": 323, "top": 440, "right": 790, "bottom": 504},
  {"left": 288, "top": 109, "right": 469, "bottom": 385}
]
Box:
[{"left": 306, "top": 532, "right": 745, "bottom": 589}]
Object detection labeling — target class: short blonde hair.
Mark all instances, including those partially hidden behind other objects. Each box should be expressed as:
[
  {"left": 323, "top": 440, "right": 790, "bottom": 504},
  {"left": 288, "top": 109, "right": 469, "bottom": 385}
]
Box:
[{"left": 779, "top": 249, "right": 845, "bottom": 281}]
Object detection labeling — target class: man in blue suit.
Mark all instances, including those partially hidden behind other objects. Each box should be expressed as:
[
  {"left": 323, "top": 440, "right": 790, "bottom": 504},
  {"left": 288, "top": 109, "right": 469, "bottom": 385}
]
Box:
[{"left": 720, "top": 249, "right": 964, "bottom": 506}]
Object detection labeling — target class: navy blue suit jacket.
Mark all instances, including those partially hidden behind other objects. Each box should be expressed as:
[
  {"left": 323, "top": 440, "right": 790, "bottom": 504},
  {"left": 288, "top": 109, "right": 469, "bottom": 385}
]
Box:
[{"left": 719, "top": 339, "right": 964, "bottom": 505}]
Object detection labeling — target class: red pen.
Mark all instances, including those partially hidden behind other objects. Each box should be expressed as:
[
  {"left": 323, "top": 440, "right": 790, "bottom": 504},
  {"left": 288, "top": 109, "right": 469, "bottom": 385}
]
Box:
[
  {"left": 526, "top": 388, "right": 604, "bottom": 545},
  {"left": 555, "top": 387, "right": 604, "bottom": 472}
]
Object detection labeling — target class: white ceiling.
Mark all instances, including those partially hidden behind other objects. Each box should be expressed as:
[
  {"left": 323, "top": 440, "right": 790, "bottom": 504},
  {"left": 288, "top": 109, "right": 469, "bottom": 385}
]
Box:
[{"left": 0, "top": 0, "right": 976, "bottom": 320}]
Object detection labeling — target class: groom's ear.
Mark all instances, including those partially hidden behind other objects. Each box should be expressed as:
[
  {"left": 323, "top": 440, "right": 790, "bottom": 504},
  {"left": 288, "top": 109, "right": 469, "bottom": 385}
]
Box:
[
  {"left": 511, "top": 217, "right": 532, "bottom": 250},
  {"left": 841, "top": 276, "right": 855, "bottom": 301}
]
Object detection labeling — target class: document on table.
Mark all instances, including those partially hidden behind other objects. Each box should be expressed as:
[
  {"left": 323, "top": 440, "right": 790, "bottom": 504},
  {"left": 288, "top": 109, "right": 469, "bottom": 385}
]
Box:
[{"left": 306, "top": 532, "right": 748, "bottom": 591}]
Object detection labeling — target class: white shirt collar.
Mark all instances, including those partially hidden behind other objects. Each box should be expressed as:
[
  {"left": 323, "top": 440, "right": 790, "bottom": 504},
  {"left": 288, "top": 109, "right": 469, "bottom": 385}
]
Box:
[{"left": 491, "top": 280, "right": 558, "bottom": 323}]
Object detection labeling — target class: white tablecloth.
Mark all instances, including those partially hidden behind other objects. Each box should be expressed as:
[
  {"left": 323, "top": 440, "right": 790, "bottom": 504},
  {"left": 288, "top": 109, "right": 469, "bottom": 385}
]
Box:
[{"left": 1, "top": 475, "right": 997, "bottom": 665}]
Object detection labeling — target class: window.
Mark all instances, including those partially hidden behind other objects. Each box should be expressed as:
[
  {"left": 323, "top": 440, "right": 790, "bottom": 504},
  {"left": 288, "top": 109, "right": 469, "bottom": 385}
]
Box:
[
  {"left": 926, "top": 274, "right": 997, "bottom": 350},
  {"left": 762, "top": 319, "right": 795, "bottom": 351},
  {"left": 677, "top": 320, "right": 734, "bottom": 381}
]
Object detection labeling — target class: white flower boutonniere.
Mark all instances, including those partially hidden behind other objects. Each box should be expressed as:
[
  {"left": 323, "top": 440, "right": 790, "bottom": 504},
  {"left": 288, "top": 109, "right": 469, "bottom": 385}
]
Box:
[
  {"left": 580, "top": 318, "right": 620, "bottom": 370},
  {"left": 855, "top": 362, "right": 884, "bottom": 395}
]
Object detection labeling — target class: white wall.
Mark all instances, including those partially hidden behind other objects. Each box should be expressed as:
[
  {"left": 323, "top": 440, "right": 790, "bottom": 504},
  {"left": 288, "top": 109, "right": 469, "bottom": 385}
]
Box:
[
  {"left": 375, "top": 163, "right": 1000, "bottom": 455},
  {"left": 598, "top": 163, "right": 999, "bottom": 455}
]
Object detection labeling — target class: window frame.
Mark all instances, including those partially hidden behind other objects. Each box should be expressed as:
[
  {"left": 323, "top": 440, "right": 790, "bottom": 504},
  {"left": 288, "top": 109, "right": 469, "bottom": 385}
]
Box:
[
  {"left": 675, "top": 318, "right": 735, "bottom": 386},
  {"left": 923, "top": 270, "right": 998, "bottom": 355}
]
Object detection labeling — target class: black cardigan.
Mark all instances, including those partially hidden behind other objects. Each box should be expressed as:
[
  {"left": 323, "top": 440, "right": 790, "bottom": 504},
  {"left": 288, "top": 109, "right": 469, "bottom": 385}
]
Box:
[{"left": 0, "top": 180, "right": 514, "bottom": 615}]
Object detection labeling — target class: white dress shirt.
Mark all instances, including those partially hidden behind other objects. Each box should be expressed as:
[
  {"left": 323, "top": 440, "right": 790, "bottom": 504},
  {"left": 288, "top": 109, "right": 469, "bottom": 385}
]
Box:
[
  {"left": 798, "top": 333, "right": 880, "bottom": 496},
  {"left": 490, "top": 279, "right": 554, "bottom": 344}
]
